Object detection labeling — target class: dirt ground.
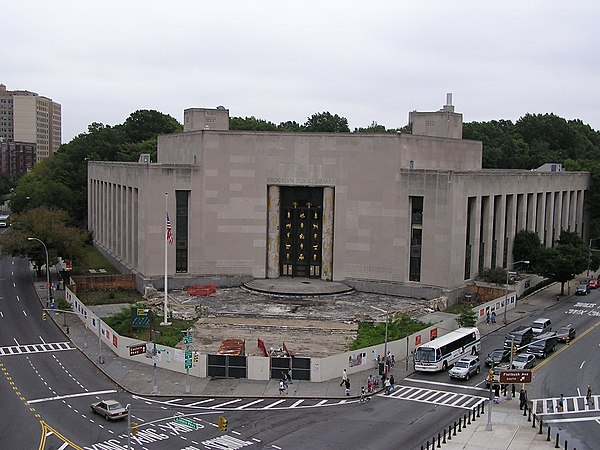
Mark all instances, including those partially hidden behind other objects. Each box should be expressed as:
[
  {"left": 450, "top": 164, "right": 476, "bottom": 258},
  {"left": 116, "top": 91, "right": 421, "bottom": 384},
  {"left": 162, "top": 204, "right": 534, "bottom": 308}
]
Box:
[{"left": 164, "top": 286, "right": 440, "bottom": 358}]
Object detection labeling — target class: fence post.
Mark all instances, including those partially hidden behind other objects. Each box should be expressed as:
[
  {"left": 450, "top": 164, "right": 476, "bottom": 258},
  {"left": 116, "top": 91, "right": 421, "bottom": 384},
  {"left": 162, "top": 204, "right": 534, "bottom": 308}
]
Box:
[
  {"left": 464, "top": 414, "right": 467, "bottom": 427},
  {"left": 555, "top": 432, "right": 560, "bottom": 448},
  {"left": 467, "top": 412, "right": 471, "bottom": 425},
  {"left": 458, "top": 418, "right": 462, "bottom": 432},
  {"left": 448, "top": 424, "right": 452, "bottom": 440},
  {"left": 546, "top": 426, "right": 551, "bottom": 441},
  {"left": 454, "top": 421, "right": 457, "bottom": 435},
  {"left": 437, "top": 433, "right": 441, "bottom": 448},
  {"left": 539, "top": 418, "right": 543, "bottom": 434},
  {"left": 481, "top": 400, "right": 485, "bottom": 414},
  {"left": 442, "top": 429, "right": 446, "bottom": 444},
  {"left": 477, "top": 403, "right": 481, "bottom": 417}
]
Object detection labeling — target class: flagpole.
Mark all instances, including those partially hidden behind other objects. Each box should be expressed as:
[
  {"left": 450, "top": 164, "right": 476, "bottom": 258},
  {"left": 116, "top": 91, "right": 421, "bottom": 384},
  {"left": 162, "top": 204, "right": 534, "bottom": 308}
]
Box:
[{"left": 162, "top": 192, "right": 171, "bottom": 325}]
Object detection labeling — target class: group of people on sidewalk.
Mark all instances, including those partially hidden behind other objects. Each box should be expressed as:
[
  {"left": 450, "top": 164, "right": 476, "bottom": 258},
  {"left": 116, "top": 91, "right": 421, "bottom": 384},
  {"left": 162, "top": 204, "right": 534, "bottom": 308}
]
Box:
[
  {"left": 340, "top": 368, "right": 396, "bottom": 397},
  {"left": 485, "top": 311, "right": 497, "bottom": 324},
  {"left": 278, "top": 369, "right": 293, "bottom": 395}
]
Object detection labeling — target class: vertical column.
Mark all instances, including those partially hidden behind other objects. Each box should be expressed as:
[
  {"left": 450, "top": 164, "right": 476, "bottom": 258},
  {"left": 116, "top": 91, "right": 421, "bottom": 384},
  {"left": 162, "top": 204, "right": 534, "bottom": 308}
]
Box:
[
  {"left": 554, "top": 191, "right": 563, "bottom": 242},
  {"left": 561, "top": 191, "right": 569, "bottom": 231},
  {"left": 576, "top": 190, "right": 585, "bottom": 236},
  {"left": 322, "top": 187, "right": 335, "bottom": 281},
  {"left": 526, "top": 193, "right": 535, "bottom": 231},
  {"left": 535, "top": 193, "right": 545, "bottom": 239},
  {"left": 266, "top": 185, "right": 280, "bottom": 278},
  {"left": 132, "top": 188, "right": 138, "bottom": 268},
  {"left": 544, "top": 192, "right": 554, "bottom": 247},
  {"left": 496, "top": 195, "right": 506, "bottom": 268},
  {"left": 516, "top": 194, "right": 526, "bottom": 231},
  {"left": 471, "top": 196, "right": 482, "bottom": 277},
  {"left": 505, "top": 194, "right": 516, "bottom": 267},
  {"left": 102, "top": 181, "right": 108, "bottom": 246},
  {"left": 568, "top": 191, "right": 576, "bottom": 232},
  {"left": 482, "top": 196, "right": 494, "bottom": 270}
]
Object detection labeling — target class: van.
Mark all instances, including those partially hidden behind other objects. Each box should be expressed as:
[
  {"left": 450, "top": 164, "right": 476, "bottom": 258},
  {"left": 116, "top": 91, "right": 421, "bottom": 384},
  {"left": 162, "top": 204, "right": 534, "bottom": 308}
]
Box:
[
  {"left": 531, "top": 318, "right": 552, "bottom": 335},
  {"left": 527, "top": 331, "right": 558, "bottom": 358},
  {"left": 503, "top": 326, "right": 534, "bottom": 351}
]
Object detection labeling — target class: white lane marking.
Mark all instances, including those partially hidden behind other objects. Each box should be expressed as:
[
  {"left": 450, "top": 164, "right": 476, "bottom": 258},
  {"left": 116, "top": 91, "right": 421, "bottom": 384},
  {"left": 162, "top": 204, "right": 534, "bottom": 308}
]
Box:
[
  {"left": 263, "top": 399, "right": 286, "bottom": 409},
  {"left": 27, "top": 389, "right": 117, "bottom": 404},
  {"left": 13, "top": 338, "right": 20, "bottom": 346},
  {"left": 39, "top": 336, "right": 46, "bottom": 344},
  {"left": 211, "top": 399, "right": 242, "bottom": 408},
  {"left": 13, "top": 283, "right": 15, "bottom": 288},
  {"left": 58, "top": 443, "right": 68, "bottom": 450},
  {"left": 314, "top": 400, "right": 328, "bottom": 406},
  {"left": 16, "top": 295, "right": 19, "bottom": 302},
  {"left": 577, "top": 387, "right": 582, "bottom": 396},
  {"left": 0, "top": 312, "right": 3, "bottom": 318},
  {"left": 187, "top": 399, "right": 214, "bottom": 406},
  {"left": 544, "top": 415, "right": 600, "bottom": 424},
  {"left": 235, "top": 399, "right": 264, "bottom": 409},
  {"left": 290, "top": 400, "right": 304, "bottom": 408},
  {"left": 164, "top": 398, "right": 183, "bottom": 403},
  {"left": 580, "top": 361, "right": 586, "bottom": 369},
  {"left": 23, "top": 310, "right": 27, "bottom": 317},
  {"left": 405, "top": 377, "right": 488, "bottom": 392}
]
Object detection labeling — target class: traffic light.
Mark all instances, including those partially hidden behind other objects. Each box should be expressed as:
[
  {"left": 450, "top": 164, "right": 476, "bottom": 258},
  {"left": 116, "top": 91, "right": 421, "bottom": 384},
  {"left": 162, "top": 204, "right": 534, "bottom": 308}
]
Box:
[
  {"left": 193, "top": 351, "right": 198, "bottom": 363},
  {"left": 42, "top": 311, "right": 47, "bottom": 321},
  {"left": 218, "top": 416, "right": 228, "bottom": 431},
  {"left": 487, "top": 368, "right": 493, "bottom": 382},
  {"left": 512, "top": 345, "right": 517, "bottom": 355},
  {"left": 131, "top": 422, "right": 138, "bottom": 436}
]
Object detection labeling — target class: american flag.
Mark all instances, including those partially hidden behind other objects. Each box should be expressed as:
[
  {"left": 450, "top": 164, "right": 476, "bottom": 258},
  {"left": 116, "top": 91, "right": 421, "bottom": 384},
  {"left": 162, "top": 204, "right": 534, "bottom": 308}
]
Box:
[{"left": 166, "top": 214, "right": 174, "bottom": 245}]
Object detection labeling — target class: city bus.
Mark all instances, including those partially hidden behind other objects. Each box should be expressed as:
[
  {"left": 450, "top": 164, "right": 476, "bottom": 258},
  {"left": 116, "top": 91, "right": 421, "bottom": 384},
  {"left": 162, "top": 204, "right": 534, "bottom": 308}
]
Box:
[{"left": 413, "top": 327, "right": 481, "bottom": 372}]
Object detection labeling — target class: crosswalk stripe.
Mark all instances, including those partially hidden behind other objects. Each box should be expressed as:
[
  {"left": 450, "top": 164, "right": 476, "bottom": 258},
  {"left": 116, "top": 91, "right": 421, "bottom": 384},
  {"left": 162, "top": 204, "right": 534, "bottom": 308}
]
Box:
[
  {"left": 263, "top": 399, "right": 286, "bottom": 409},
  {"left": 289, "top": 400, "right": 304, "bottom": 408},
  {"left": 211, "top": 399, "right": 242, "bottom": 408},
  {"left": 0, "top": 342, "right": 74, "bottom": 357},
  {"left": 533, "top": 395, "right": 600, "bottom": 415},
  {"left": 381, "top": 384, "right": 485, "bottom": 410},
  {"left": 235, "top": 399, "right": 264, "bottom": 409}
]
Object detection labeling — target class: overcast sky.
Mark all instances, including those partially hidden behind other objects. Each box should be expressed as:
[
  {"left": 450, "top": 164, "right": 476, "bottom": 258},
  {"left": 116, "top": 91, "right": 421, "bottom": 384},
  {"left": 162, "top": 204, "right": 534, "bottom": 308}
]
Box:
[{"left": 4, "top": 1, "right": 600, "bottom": 143}]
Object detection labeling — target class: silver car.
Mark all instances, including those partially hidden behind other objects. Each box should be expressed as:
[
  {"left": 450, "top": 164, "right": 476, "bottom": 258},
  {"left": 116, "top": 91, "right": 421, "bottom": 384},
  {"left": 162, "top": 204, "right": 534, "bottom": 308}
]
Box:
[
  {"left": 511, "top": 353, "right": 536, "bottom": 370},
  {"left": 91, "top": 399, "right": 128, "bottom": 420},
  {"left": 449, "top": 355, "right": 480, "bottom": 380}
]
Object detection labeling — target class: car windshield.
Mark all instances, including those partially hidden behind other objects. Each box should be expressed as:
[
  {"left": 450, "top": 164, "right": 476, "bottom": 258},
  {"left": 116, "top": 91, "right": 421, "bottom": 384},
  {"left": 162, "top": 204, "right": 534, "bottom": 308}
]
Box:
[
  {"left": 557, "top": 327, "right": 569, "bottom": 334},
  {"left": 454, "top": 361, "right": 468, "bottom": 368},
  {"left": 415, "top": 348, "right": 436, "bottom": 362},
  {"left": 514, "top": 355, "right": 527, "bottom": 362},
  {"left": 490, "top": 351, "right": 503, "bottom": 358},
  {"left": 577, "top": 285, "right": 587, "bottom": 289},
  {"left": 108, "top": 403, "right": 123, "bottom": 411}
]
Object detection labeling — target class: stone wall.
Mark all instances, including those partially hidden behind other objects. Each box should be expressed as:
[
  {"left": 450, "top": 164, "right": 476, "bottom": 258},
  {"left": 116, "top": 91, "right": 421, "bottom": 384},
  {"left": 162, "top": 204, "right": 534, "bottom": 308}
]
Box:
[{"left": 69, "top": 274, "right": 136, "bottom": 293}]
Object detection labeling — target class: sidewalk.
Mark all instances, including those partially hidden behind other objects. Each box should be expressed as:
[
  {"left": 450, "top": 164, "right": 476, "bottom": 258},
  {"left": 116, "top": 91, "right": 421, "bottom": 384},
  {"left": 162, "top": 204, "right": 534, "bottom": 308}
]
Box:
[{"left": 36, "top": 275, "right": 566, "bottom": 449}]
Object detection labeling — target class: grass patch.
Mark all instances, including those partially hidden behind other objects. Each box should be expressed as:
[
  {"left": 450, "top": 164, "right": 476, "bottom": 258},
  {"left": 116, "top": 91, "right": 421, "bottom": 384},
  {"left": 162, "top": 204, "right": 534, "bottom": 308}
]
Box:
[
  {"left": 350, "top": 314, "right": 431, "bottom": 350},
  {"left": 75, "top": 289, "right": 143, "bottom": 306},
  {"left": 73, "top": 245, "right": 119, "bottom": 274},
  {"left": 104, "top": 306, "right": 195, "bottom": 347}
]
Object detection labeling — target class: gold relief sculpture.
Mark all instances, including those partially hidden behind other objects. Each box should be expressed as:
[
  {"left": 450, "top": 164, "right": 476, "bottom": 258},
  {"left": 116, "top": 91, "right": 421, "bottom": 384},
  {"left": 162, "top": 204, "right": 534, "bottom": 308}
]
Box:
[
  {"left": 292, "top": 201, "right": 298, "bottom": 208},
  {"left": 287, "top": 211, "right": 291, "bottom": 219},
  {"left": 300, "top": 243, "right": 304, "bottom": 250},
  {"left": 313, "top": 244, "right": 318, "bottom": 250},
  {"left": 286, "top": 232, "right": 291, "bottom": 239},
  {"left": 300, "top": 222, "right": 304, "bottom": 228},
  {"left": 300, "top": 212, "right": 305, "bottom": 219},
  {"left": 307, "top": 202, "right": 312, "bottom": 208},
  {"left": 285, "top": 223, "right": 291, "bottom": 229},
  {"left": 299, "top": 233, "right": 305, "bottom": 240},
  {"left": 314, "top": 212, "right": 318, "bottom": 219},
  {"left": 299, "top": 254, "right": 304, "bottom": 260},
  {"left": 286, "top": 253, "right": 290, "bottom": 260},
  {"left": 314, "top": 233, "right": 318, "bottom": 239},
  {"left": 313, "top": 223, "right": 318, "bottom": 229},
  {"left": 285, "top": 244, "right": 291, "bottom": 250},
  {"left": 313, "top": 254, "right": 317, "bottom": 260}
]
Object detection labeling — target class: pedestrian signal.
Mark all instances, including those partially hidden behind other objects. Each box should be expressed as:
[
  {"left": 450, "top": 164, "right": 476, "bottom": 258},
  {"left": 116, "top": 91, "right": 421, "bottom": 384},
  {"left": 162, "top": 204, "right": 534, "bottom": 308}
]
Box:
[
  {"left": 218, "top": 416, "right": 228, "bottom": 431},
  {"left": 42, "top": 312, "right": 47, "bottom": 321}
]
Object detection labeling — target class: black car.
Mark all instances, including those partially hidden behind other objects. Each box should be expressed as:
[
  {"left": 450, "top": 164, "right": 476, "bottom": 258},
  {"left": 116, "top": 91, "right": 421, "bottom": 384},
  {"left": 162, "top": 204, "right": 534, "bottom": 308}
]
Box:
[
  {"left": 484, "top": 349, "right": 511, "bottom": 367},
  {"left": 575, "top": 284, "right": 590, "bottom": 295},
  {"left": 556, "top": 326, "right": 576, "bottom": 343}
]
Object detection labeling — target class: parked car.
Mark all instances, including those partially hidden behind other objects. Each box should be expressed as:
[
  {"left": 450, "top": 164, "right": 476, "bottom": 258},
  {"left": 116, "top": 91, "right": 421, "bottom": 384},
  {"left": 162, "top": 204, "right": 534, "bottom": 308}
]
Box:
[
  {"left": 503, "top": 326, "right": 534, "bottom": 351},
  {"left": 531, "top": 318, "right": 552, "bottom": 335},
  {"left": 575, "top": 284, "right": 590, "bottom": 295},
  {"left": 512, "top": 353, "right": 536, "bottom": 370},
  {"left": 91, "top": 400, "right": 128, "bottom": 420},
  {"left": 556, "top": 325, "right": 576, "bottom": 343},
  {"left": 449, "top": 355, "right": 480, "bottom": 380},
  {"left": 588, "top": 279, "right": 599, "bottom": 289},
  {"left": 485, "top": 349, "right": 510, "bottom": 367}
]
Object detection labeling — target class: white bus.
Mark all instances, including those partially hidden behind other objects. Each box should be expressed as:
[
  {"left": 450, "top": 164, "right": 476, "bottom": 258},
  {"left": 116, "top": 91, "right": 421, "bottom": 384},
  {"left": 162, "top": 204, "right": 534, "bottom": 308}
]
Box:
[{"left": 413, "top": 327, "right": 481, "bottom": 372}]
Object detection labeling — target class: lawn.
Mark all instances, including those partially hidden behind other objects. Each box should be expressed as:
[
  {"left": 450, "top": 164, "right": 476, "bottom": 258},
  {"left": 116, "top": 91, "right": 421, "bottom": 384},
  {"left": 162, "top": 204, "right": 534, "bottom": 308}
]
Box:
[
  {"left": 75, "top": 289, "right": 143, "bottom": 305},
  {"left": 73, "top": 245, "right": 120, "bottom": 274}
]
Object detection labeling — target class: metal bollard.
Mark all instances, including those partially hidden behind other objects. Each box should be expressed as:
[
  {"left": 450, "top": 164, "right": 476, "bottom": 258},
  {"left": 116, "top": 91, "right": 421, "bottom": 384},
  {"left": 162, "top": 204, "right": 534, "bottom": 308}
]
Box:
[
  {"left": 477, "top": 403, "right": 481, "bottom": 417},
  {"left": 539, "top": 418, "right": 543, "bottom": 434},
  {"left": 463, "top": 414, "right": 467, "bottom": 427},
  {"left": 437, "top": 433, "right": 441, "bottom": 448},
  {"left": 432, "top": 436, "right": 436, "bottom": 448},
  {"left": 443, "top": 429, "right": 446, "bottom": 444},
  {"left": 467, "top": 412, "right": 471, "bottom": 424},
  {"left": 448, "top": 425, "right": 452, "bottom": 440},
  {"left": 546, "top": 426, "right": 551, "bottom": 441},
  {"left": 454, "top": 421, "right": 457, "bottom": 435},
  {"left": 532, "top": 413, "right": 536, "bottom": 428},
  {"left": 565, "top": 440, "right": 568, "bottom": 450},
  {"left": 426, "top": 440, "right": 429, "bottom": 450},
  {"left": 481, "top": 400, "right": 485, "bottom": 414},
  {"left": 458, "top": 419, "right": 462, "bottom": 432},
  {"left": 523, "top": 403, "right": 527, "bottom": 416},
  {"left": 555, "top": 432, "right": 560, "bottom": 448}
]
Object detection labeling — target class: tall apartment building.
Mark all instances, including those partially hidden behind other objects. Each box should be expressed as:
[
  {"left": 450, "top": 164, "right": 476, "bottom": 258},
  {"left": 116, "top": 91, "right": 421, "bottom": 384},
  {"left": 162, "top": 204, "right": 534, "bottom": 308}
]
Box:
[{"left": 0, "top": 83, "right": 61, "bottom": 165}]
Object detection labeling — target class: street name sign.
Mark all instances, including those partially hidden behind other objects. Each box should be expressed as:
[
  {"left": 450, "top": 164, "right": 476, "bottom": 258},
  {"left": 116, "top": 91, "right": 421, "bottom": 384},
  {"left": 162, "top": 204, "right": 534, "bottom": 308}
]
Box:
[
  {"left": 499, "top": 370, "right": 532, "bottom": 384},
  {"left": 183, "top": 335, "right": 193, "bottom": 345},
  {"left": 174, "top": 417, "right": 198, "bottom": 430},
  {"left": 129, "top": 343, "right": 147, "bottom": 357},
  {"left": 184, "top": 349, "right": 193, "bottom": 369}
]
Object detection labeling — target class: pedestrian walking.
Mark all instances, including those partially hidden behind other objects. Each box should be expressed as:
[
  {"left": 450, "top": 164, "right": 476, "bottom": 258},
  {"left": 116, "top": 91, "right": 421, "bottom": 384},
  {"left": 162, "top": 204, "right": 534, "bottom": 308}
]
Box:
[
  {"left": 491, "top": 311, "right": 496, "bottom": 324},
  {"left": 367, "top": 375, "right": 373, "bottom": 393},
  {"left": 287, "top": 368, "right": 293, "bottom": 384},
  {"left": 486, "top": 312, "right": 490, "bottom": 324},
  {"left": 391, "top": 355, "right": 396, "bottom": 367},
  {"left": 494, "top": 384, "right": 500, "bottom": 404},
  {"left": 344, "top": 378, "right": 351, "bottom": 396},
  {"left": 340, "top": 369, "right": 348, "bottom": 387},
  {"left": 586, "top": 385, "right": 593, "bottom": 408},
  {"left": 519, "top": 388, "right": 527, "bottom": 410},
  {"left": 279, "top": 379, "right": 287, "bottom": 396},
  {"left": 558, "top": 393, "right": 564, "bottom": 411},
  {"left": 384, "top": 377, "right": 391, "bottom": 395},
  {"left": 389, "top": 374, "right": 395, "bottom": 392}
]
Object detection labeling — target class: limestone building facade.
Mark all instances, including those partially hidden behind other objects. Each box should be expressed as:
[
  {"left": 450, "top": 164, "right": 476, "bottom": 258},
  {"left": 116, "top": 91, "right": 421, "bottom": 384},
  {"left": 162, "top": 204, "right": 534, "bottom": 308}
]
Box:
[{"left": 87, "top": 98, "right": 590, "bottom": 300}]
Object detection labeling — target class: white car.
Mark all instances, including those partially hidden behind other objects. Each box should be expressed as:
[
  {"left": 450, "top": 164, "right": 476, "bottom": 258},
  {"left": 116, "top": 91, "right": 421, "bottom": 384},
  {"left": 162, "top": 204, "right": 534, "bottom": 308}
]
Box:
[
  {"left": 91, "top": 400, "right": 128, "bottom": 420},
  {"left": 511, "top": 353, "right": 536, "bottom": 370}
]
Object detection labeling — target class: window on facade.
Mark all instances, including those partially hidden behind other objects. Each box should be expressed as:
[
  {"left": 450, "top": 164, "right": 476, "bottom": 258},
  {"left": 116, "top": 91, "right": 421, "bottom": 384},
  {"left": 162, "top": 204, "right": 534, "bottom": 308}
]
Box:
[{"left": 175, "top": 190, "right": 189, "bottom": 273}]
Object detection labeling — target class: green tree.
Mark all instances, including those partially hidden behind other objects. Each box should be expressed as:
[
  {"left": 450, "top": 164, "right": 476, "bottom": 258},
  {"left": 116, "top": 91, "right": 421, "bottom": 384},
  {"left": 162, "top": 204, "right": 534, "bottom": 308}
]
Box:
[
  {"left": 304, "top": 112, "right": 350, "bottom": 132},
  {"left": 122, "top": 110, "right": 182, "bottom": 142},
  {"left": 537, "top": 231, "right": 587, "bottom": 295},
  {"left": 230, "top": 116, "right": 278, "bottom": 131},
  {"left": 513, "top": 230, "right": 542, "bottom": 272},
  {"left": 455, "top": 305, "right": 477, "bottom": 327},
  {"left": 0, "top": 207, "right": 87, "bottom": 276}
]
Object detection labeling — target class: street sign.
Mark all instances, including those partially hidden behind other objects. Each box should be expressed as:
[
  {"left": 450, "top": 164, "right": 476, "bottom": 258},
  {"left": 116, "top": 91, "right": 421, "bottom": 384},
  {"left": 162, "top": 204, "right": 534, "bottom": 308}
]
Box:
[
  {"left": 184, "top": 349, "right": 193, "bottom": 369},
  {"left": 174, "top": 417, "right": 198, "bottom": 430},
  {"left": 131, "top": 307, "right": 150, "bottom": 329},
  {"left": 129, "top": 343, "right": 147, "bottom": 357},
  {"left": 183, "top": 335, "right": 193, "bottom": 345},
  {"left": 499, "top": 370, "right": 532, "bottom": 384}
]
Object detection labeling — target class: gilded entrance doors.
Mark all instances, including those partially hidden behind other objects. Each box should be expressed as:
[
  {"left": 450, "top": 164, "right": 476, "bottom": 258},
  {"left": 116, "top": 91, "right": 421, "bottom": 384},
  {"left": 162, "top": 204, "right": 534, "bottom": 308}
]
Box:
[{"left": 280, "top": 187, "right": 323, "bottom": 278}]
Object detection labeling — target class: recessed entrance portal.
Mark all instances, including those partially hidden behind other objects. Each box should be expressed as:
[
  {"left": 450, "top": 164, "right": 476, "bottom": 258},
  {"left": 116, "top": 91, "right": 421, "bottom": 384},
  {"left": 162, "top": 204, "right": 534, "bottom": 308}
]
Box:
[{"left": 280, "top": 187, "right": 323, "bottom": 278}]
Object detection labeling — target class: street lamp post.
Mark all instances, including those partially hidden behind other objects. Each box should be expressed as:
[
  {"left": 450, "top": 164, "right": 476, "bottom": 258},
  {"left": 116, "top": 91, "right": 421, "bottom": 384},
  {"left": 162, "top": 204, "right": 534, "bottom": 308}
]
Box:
[
  {"left": 369, "top": 305, "right": 389, "bottom": 377},
  {"left": 503, "top": 260, "right": 530, "bottom": 325},
  {"left": 28, "top": 237, "right": 50, "bottom": 307}
]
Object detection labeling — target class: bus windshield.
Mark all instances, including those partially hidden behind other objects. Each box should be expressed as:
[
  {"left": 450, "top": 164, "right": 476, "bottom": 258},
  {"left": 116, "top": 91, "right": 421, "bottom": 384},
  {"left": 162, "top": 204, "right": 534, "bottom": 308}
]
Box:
[{"left": 414, "top": 347, "right": 436, "bottom": 363}]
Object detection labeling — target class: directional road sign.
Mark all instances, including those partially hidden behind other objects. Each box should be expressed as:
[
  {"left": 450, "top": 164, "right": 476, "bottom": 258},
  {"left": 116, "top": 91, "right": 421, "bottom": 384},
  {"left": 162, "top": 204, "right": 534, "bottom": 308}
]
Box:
[
  {"left": 183, "top": 335, "right": 193, "bottom": 345},
  {"left": 499, "top": 369, "right": 532, "bottom": 384},
  {"left": 174, "top": 417, "right": 198, "bottom": 430},
  {"left": 184, "top": 349, "right": 193, "bottom": 369}
]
